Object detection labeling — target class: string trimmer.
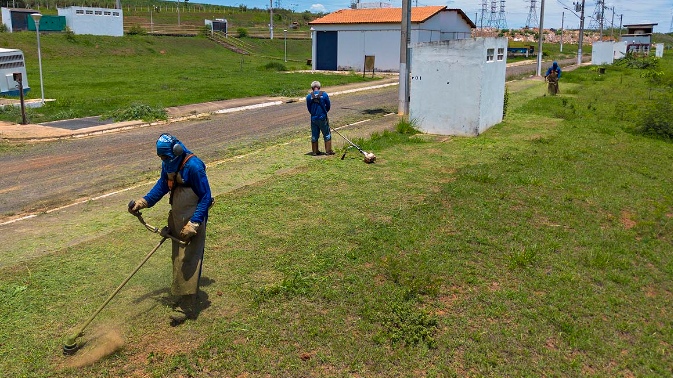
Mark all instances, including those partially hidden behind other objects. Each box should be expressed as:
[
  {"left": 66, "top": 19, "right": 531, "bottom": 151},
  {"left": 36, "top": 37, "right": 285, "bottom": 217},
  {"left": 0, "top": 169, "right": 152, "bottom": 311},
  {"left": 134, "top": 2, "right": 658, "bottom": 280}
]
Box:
[
  {"left": 330, "top": 127, "right": 376, "bottom": 164},
  {"left": 62, "top": 201, "right": 187, "bottom": 356}
]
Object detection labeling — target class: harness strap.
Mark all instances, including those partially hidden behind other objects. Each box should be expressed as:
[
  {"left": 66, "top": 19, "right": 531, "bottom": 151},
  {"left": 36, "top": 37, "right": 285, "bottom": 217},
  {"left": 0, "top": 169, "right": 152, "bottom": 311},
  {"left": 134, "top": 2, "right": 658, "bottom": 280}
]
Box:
[{"left": 168, "top": 154, "right": 195, "bottom": 204}]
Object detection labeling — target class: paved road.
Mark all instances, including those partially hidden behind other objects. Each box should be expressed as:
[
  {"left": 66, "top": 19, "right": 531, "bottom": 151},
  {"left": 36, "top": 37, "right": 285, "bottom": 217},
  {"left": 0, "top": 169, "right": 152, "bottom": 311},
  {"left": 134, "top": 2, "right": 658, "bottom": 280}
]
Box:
[
  {"left": 0, "top": 88, "right": 398, "bottom": 217},
  {"left": 0, "top": 60, "right": 579, "bottom": 218}
]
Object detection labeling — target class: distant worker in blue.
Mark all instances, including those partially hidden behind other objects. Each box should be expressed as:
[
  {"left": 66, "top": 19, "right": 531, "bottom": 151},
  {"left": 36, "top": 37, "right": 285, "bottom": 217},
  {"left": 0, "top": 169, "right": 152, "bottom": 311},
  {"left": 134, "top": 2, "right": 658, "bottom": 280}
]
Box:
[
  {"left": 306, "top": 80, "right": 334, "bottom": 156},
  {"left": 545, "top": 61, "right": 562, "bottom": 96},
  {"left": 128, "top": 134, "right": 212, "bottom": 326}
]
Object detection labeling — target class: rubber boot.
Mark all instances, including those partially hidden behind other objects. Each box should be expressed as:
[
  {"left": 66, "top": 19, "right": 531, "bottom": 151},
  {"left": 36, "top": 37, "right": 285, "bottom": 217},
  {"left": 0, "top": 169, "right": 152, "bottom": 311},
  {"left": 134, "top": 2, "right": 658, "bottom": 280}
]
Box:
[
  {"left": 324, "top": 140, "right": 335, "bottom": 155},
  {"left": 169, "top": 294, "right": 197, "bottom": 326},
  {"left": 311, "top": 141, "right": 321, "bottom": 156}
]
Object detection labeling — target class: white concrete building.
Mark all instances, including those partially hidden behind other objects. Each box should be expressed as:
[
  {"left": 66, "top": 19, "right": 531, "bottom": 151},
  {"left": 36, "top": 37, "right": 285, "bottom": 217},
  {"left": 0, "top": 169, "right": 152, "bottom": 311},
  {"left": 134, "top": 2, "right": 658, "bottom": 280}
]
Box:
[
  {"left": 620, "top": 23, "right": 657, "bottom": 55},
  {"left": 409, "top": 38, "right": 508, "bottom": 136},
  {"left": 57, "top": 6, "right": 123, "bottom": 37},
  {"left": 0, "top": 48, "right": 29, "bottom": 96},
  {"left": 1, "top": 8, "right": 38, "bottom": 32},
  {"left": 613, "top": 41, "right": 627, "bottom": 60},
  {"left": 655, "top": 43, "right": 664, "bottom": 58},
  {"left": 592, "top": 41, "right": 614, "bottom": 65},
  {"left": 309, "top": 6, "right": 475, "bottom": 71}
]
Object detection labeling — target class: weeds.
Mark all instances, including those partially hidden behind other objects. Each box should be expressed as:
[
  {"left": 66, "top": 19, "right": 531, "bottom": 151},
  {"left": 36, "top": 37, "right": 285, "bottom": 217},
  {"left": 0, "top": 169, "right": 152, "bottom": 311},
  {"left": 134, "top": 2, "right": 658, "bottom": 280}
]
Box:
[
  {"left": 374, "top": 301, "right": 438, "bottom": 348},
  {"left": 396, "top": 118, "right": 419, "bottom": 134},
  {"left": 254, "top": 270, "right": 316, "bottom": 303},
  {"left": 102, "top": 104, "right": 167, "bottom": 122}
]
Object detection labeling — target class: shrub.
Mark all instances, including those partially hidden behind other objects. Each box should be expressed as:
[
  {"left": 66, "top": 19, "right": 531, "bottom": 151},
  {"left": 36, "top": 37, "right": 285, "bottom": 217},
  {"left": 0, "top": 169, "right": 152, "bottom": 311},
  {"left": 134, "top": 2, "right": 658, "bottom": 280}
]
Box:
[
  {"left": 126, "top": 25, "right": 147, "bottom": 36},
  {"left": 64, "top": 26, "right": 76, "bottom": 42},
  {"left": 236, "top": 27, "right": 248, "bottom": 38},
  {"left": 0, "top": 23, "right": 8, "bottom": 33},
  {"left": 638, "top": 94, "right": 673, "bottom": 139},
  {"left": 263, "top": 61, "right": 287, "bottom": 71},
  {"left": 200, "top": 25, "right": 212, "bottom": 37},
  {"left": 103, "top": 104, "right": 167, "bottom": 122},
  {"left": 503, "top": 85, "right": 510, "bottom": 118}
]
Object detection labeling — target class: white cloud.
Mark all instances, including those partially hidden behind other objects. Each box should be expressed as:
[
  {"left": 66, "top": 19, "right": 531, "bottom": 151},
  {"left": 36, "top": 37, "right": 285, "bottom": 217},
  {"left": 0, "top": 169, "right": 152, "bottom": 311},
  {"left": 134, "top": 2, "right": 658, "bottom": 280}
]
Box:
[{"left": 310, "top": 4, "right": 327, "bottom": 13}]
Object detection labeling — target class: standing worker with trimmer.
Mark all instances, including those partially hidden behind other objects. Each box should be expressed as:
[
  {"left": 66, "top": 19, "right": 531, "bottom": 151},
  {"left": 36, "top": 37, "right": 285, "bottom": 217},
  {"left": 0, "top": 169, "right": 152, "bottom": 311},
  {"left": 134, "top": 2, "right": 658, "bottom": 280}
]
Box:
[
  {"left": 307, "top": 81, "right": 334, "bottom": 156},
  {"left": 128, "top": 134, "right": 212, "bottom": 326},
  {"left": 545, "top": 61, "right": 562, "bottom": 96}
]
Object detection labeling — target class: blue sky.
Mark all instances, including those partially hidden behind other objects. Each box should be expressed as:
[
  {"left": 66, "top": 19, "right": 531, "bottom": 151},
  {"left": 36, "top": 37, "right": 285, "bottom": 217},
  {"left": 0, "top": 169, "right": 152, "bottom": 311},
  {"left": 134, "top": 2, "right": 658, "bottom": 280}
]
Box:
[{"left": 205, "top": 0, "right": 673, "bottom": 32}]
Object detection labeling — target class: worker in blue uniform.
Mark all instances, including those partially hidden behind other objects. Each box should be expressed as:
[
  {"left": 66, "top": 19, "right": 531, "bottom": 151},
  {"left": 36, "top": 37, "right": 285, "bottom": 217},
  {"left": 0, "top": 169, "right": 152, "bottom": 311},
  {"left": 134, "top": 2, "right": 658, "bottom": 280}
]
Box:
[
  {"left": 128, "top": 134, "right": 212, "bottom": 325},
  {"left": 306, "top": 80, "right": 334, "bottom": 156},
  {"left": 545, "top": 62, "right": 562, "bottom": 96}
]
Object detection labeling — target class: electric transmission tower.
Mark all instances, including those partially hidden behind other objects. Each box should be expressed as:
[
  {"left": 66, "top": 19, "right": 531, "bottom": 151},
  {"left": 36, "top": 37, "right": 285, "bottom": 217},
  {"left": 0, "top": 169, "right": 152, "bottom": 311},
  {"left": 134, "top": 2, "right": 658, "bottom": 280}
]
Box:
[
  {"left": 487, "top": 0, "right": 498, "bottom": 28},
  {"left": 480, "top": 0, "right": 488, "bottom": 29},
  {"left": 497, "top": 0, "right": 507, "bottom": 29},
  {"left": 589, "top": 0, "right": 604, "bottom": 32},
  {"left": 525, "top": 0, "right": 538, "bottom": 28}
]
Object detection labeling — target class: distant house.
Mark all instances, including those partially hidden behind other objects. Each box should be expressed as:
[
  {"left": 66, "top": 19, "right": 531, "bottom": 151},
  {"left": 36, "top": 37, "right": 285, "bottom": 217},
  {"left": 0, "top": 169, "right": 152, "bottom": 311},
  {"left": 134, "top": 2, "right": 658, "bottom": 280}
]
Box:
[
  {"left": 309, "top": 6, "right": 476, "bottom": 71},
  {"left": 1, "top": 8, "right": 38, "bottom": 32},
  {"left": 620, "top": 23, "right": 657, "bottom": 55},
  {"left": 57, "top": 6, "right": 123, "bottom": 37}
]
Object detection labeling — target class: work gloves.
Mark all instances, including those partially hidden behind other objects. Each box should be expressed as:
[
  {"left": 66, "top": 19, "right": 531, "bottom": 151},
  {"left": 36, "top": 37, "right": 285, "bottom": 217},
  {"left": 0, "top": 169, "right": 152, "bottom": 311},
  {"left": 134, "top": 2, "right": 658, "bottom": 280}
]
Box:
[
  {"left": 128, "top": 198, "right": 148, "bottom": 214},
  {"left": 180, "top": 221, "right": 199, "bottom": 240}
]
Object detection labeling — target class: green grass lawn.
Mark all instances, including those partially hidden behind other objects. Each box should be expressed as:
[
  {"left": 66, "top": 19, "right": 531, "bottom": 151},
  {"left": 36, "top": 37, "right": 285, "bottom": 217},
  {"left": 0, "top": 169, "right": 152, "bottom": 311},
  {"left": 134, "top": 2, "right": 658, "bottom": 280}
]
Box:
[
  {"left": 0, "top": 33, "right": 372, "bottom": 123},
  {"left": 1, "top": 56, "right": 672, "bottom": 377}
]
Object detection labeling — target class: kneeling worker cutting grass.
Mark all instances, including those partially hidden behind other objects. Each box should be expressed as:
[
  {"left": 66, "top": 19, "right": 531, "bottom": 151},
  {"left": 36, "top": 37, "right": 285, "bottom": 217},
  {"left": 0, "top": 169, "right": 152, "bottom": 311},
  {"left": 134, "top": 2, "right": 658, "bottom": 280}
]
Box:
[
  {"left": 307, "top": 81, "right": 335, "bottom": 156},
  {"left": 129, "top": 134, "right": 212, "bottom": 325}
]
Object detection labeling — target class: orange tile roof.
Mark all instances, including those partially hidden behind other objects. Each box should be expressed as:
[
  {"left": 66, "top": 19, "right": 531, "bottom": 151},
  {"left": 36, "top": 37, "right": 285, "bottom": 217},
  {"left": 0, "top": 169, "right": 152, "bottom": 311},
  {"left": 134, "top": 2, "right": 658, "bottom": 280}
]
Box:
[{"left": 309, "top": 6, "right": 447, "bottom": 25}]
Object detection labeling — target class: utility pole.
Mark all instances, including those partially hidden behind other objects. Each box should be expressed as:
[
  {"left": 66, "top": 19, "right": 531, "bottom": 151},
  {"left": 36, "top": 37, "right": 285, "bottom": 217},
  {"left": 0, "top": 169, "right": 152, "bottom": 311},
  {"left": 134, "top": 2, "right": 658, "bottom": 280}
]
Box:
[
  {"left": 599, "top": 0, "right": 604, "bottom": 40},
  {"left": 619, "top": 14, "right": 623, "bottom": 37},
  {"left": 398, "top": 0, "right": 411, "bottom": 115},
  {"left": 559, "top": 12, "right": 566, "bottom": 52},
  {"left": 536, "top": 0, "right": 545, "bottom": 76},
  {"left": 269, "top": 0, "right": 274, "bottom": 39},
  {"left": 610, "top": 6, "right": 615, "bottom": 40},
  {"left": 577, "top": 0, "right": 585, "bottom": 66}
]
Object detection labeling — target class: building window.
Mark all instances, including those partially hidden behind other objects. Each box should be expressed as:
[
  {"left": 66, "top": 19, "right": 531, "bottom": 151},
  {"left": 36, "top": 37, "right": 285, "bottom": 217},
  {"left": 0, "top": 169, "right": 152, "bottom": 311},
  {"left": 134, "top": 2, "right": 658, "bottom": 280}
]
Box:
[
  {"left": 95, "top": 11, "right": 102, "bottom": 15},
  {"left": 497, "top": 48, "right": 504, "bottom": 61},
  {"left": 104, "top": 11, "right": 111, "bottom": 15},
  {"left": 86, "top": 10, "right": 93, "bottom": 14},
  {"left": 486, "top": 48, "right": 494, "bottom": 62},
  {"left": 113, "top": 12, "right": 120, "bottom": 16},
  {"left": 75, "top": 9, "right": 84, "bottom": 14}
]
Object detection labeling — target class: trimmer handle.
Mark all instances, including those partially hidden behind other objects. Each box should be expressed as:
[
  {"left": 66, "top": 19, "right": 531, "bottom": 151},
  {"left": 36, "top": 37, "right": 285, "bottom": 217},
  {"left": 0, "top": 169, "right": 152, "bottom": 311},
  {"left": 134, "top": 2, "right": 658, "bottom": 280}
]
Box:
[{"left": 127, "top": 199, "right": 188, "bottom": 245}]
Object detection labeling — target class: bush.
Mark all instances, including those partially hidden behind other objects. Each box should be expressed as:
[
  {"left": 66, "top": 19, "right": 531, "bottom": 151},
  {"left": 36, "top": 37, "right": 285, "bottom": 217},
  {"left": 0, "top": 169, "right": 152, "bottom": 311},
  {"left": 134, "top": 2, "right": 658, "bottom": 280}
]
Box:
[
  {"left": 0, "top": 24, "right": 8, "bottom": 33},
  {"left": 64, "top": 26, "right": 76, "bottom": 42},
  {"left": 200, "top": 25, "right": 212, "bottom": 37},
  {"left": 126, "top": 25, "right": 147, "bottom": 36},
  {"left": 236, "top": 27, "right": 248, "bottom": 38},
  {"left": 263, "top": 61, "right": 287, "bottom": 71},
  {"left": 616, "top": 53, "right": 659, "bottom": 69},
  {"left": 638, "top": 94, "right": 673, "bottom": 139},
  {"left": 103, "top": 104, "right": 167, "bottom": 122},
  {"left": 503, "top": 85, "right": 510, "bottom": 118}
]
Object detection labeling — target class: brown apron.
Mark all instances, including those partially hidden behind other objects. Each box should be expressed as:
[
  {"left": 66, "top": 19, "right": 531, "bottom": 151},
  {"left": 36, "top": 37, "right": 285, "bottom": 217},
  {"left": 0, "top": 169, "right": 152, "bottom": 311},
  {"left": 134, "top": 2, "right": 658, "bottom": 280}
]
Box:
[
  {"left": 547, "top": 70, "right": 560, "bottom": 96},
  {"left": 166, "top": 172, "right": 206, "bottom": 296}
]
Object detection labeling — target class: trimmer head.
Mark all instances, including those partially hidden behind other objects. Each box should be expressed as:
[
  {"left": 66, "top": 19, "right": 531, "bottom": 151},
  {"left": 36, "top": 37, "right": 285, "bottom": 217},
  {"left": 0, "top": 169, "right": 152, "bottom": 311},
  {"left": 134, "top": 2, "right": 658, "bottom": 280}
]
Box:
[
  {"left": 63, "top": 337, "right": 80, "bottom": 355},
  {"left": 363, "top": 152, "right": 376, "bottom": 164}
]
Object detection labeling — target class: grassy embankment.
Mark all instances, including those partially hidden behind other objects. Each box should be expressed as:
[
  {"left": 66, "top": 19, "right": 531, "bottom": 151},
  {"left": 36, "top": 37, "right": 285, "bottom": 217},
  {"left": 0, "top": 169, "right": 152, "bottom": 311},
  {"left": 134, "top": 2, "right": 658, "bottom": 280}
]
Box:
[
  {"left": 0, "top": 33, "right": 372, "bottom": 123},
  {"left": 0, "top": 55, "right": 672, "bottom": 376},
  {"left": 507, "top": 41, "right": 593, "bottom": 63}
]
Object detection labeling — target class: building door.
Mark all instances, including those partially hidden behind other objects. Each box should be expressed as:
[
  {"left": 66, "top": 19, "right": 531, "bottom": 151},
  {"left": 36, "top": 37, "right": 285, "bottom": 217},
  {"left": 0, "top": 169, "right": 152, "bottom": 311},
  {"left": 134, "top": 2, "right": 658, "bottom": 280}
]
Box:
[{"left": 316, "top": 31, "right": 338, "bottom": 71}]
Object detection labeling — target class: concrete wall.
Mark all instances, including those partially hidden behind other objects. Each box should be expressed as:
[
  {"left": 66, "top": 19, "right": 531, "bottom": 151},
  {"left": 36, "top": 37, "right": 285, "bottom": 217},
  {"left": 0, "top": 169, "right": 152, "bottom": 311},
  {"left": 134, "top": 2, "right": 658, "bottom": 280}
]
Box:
[
  {"left": 655, "top": 43, "right": 664, "bottom": 58},
  {"left": 409, "top": 37, "right": 507, "bottom": 136},
  {"left": 592, "top": 41, "right": 614, "bottom": 65},
  {"left": 613, "top": 41, "right": 627, "bottom": 60},
  {"left": 58, "top": 7, "right": 123, "bottom": 37},
  {"left": 1, "top": 8, "right": 11, "bottom": 32}
]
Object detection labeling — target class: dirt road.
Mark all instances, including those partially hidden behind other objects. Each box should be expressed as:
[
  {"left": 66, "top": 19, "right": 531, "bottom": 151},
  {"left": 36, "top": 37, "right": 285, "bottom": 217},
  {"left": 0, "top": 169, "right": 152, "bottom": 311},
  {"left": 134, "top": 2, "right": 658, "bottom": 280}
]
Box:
[{"left": 0, "top": 60, "right": 580, "bottom": 218}]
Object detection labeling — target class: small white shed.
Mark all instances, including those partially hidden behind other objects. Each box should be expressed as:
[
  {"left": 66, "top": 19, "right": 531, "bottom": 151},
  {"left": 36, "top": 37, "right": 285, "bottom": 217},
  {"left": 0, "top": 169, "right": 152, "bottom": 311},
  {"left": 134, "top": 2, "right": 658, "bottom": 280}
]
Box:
[
  {"left": 592, "top": 41, "right": 614, "bottom": 65},
  {"left": 57, "top": 6, "right": 123, "bottom": 37},
  {"left": 0, "top": 48, "right": 29, "bottom": 96},
  {"left": 309, "top": 6, "right": 475, "bottom": 71},
  {"left": 409, "top": 38, "right": 508, "bottom": 136}
]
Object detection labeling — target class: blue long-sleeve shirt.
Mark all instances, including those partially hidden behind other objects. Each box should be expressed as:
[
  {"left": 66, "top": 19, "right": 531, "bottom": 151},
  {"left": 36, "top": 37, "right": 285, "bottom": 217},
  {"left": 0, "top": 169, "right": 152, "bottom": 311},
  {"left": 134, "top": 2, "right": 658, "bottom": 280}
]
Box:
[
  {"left": 144, "top": 155, "right": 212, "bottom": 224},
  {"left": 545, "top": 65, "right": 562, "bottom": 79},
  {"left": 306, "top": 91, "right": 330, "bottom": 120}
]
